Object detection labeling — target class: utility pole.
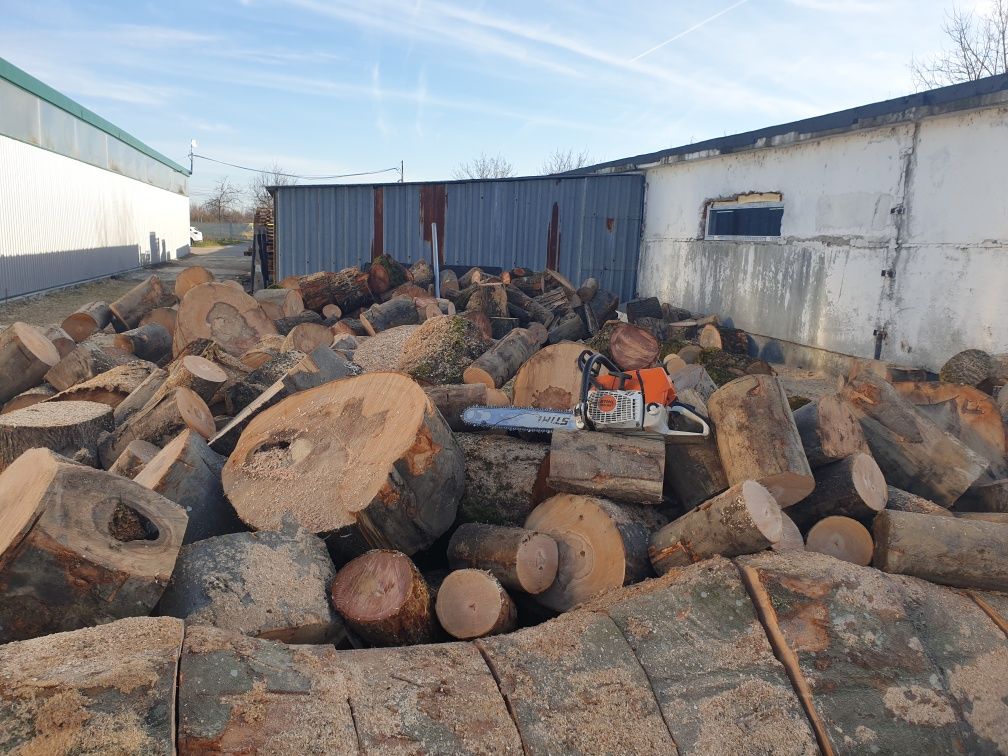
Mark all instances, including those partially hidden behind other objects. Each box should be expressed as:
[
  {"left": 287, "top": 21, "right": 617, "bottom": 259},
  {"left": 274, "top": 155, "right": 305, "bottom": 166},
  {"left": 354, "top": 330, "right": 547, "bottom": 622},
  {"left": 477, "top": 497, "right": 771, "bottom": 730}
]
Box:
[{"left": 400, "top": 160, "right": 404, "bottom": 183}]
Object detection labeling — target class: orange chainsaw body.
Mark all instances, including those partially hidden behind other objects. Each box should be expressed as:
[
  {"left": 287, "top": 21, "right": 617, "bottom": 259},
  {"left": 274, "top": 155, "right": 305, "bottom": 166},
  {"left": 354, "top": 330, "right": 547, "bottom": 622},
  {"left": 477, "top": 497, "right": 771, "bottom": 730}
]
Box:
[{"left": 593, "top": 367, "right": 677, "bottom": 407}]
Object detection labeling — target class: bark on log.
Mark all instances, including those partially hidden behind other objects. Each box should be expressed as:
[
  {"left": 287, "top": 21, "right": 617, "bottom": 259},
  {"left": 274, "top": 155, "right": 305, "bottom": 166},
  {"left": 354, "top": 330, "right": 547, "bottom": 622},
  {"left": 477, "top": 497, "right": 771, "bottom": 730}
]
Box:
[
  {"left": 360, "top": 297, "right": 420, "bottom": 335},
  {"left": 135, "top": 429, "right": 242, "bottom": 544},
  {"left": 546, "top": 312, "right": 586, "bottom": 344},
  {"left": 424, "top": 383, "right": 487, "bottom": 431},
  {"left": 957, "top": 478, "right": 1008, "bottom": 513},
  {"left": 159, "top": 354, "right": 229, "bottom": 405},
  {"left": 840, "top": 365, "right": 989, "bottom": 506},
  {"left": 939, "top": 348, "right": 991, "bottom": 388},
  {"left": 113, "top": 323, "right": 172, "bottom": 362},
  {"left": 0, "top": 400, "right": 113, "bottom": 472},
  {"left": 576, "top": 277, "right": 598, "bottom": 302},
  {"left": 367, "top": 254, "right": 410, "bottom": 295},
  {"left": 490, "top": 316, "right": 519, "bottom": 339},
  {"left": 61, "top": 301, "right": 111, "bottom": 342},
  {"left": 109, "top": 275, "right": 172, "bottom": 331},
  {"left": 663, "top": 435, "right": 729, "bottom": 511},
  {"left": 44, "top": 340, "right": 133, "bottom": 391},
  {"left": 458, "top": 266, "right": 487, "bottom": 288},
  {"left": 139, "top": 306, "right": 177, "bottom": 337},
  {"left": 409, "top": 258, "right": 434, "bottom": 288},
  {"left": 0, "top": 616, "right": 183, "bottom": 753},
  {"left": 1, "top": 383, "right": 55, "bottom": 414},
  {"left": 439, "top": 268, "right": 459, "bottom": 295},
  {"left": 253, "top": 287, "right": 304, "bottom": 319},
  {"left": 281, "top": 322, "right": 332, "bottom": 354},
  {"left": 505, "top": 284, "right": 554, "bottom": 325},
  {"left": 525, "top": 493, "right": 651, "bottom": 611},
  {"left": 463, "top": 327, "right": 540, "bottom": 388},
  {"left": 626, "top": 297, "right": 663, "bottom": 323},
  {"left": 330, "top": 549, "right": 434, "bottom": 645},
  {"left": 108, "top": 438, "right": 160, "bottom": 478},
  {"left": 461, "top": 309, "right": 493, "bottom": 340},
  {"left": 222, "top": 372, "right": 464, "bottom": 556},
  {"left": 175, "top": 265, "right": 214, "bottom": 298},
  {"left": 805, "top": 515, "right": 873, "bottom": 565},
  {"left": 330, "top": 317, "right": 367, "bottom": 337},
  {"left": 792, "top": 393, "right": 868, "bottom": 469},
  {"left": 40, "top": 324, "right": 75, "bottom": 358},
  {"left": 48, "top": 360, "right": 155, "bottom": 408},
  {"left": 435, "top": 569, "right": 516, "bottom": 639},
  {"left": 300, "top": 267, "right": 373, "bottom": 312},
  {"left": 708, "top": 375, "right": 814, "bottom": 507},
  {"left": 447, "top": 522, "right": 559, "bottom": 594},
  {"left": 221, "top": 349, "right": 324, "bottom": 415},
  {"left": 0, "top": 448, "right": 187, "bottom": 641},
  {"left": 112, "top": 367, "right": 167, "bottom": 426},
  {"left": 650, "top": 480, "right": 782, "bottom": 574},
  {"left": 547, "top": 430, "right": 665, "bottom": 503},
  {"left": 668, "top": 364, "right": 718, "bottom": 403},
  {"left": 455, "top": 433, "right": 548, "bottom": 526},
  {"left": 173, "top": 282, "right": 278, "bottom": 357},
  {"left": 0, "top": 322, "right": 61, "bottom": 403},
  {"left": 588, "top": 288, "right": 620, "bottom": 326},
  {"left": 786, "top": 452, "right": 888, "bottom": 530},
  {"left": 273, "top": 309, "right": 323, "bottom": 335},
  {"left": 512, "top": 341, "right": 586, "bottom": 410},
  {"left": 466, "top": 282, "right": 508, "bottom": 320},
  {"left": 159, "top": 526, "right": 345, "bottom": 643},
  {"left": 885, "top": 485, "right": 953, "bottom": 516},
  {"left": 873, "top": 509, "right": 1008, "bottom": 591}
]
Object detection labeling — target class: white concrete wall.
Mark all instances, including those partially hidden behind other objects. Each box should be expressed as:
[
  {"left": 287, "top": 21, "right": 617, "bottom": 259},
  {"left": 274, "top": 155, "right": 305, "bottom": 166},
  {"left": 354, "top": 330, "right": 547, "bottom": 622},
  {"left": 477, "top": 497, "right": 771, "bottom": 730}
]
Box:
[
  {"left": 637, "top": 106, "right": 1008, "bottom": 371},
  {"left": 0, "top": 134, "right": 190, "bottom": 299}
]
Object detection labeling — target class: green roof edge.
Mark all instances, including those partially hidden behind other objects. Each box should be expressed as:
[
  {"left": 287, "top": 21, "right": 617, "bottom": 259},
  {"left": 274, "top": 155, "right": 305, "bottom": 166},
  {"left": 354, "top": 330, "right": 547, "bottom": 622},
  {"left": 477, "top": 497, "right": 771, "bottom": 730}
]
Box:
[{"left": 0, "top": 56, "right": 191, "bottom": 176}]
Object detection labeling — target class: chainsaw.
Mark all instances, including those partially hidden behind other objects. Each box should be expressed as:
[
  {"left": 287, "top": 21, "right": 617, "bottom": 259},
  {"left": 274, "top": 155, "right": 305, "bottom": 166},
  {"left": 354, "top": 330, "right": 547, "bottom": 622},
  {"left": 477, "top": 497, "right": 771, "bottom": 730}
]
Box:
[{"left": 462, "top": 349, "right": 710, "bottom": 438}]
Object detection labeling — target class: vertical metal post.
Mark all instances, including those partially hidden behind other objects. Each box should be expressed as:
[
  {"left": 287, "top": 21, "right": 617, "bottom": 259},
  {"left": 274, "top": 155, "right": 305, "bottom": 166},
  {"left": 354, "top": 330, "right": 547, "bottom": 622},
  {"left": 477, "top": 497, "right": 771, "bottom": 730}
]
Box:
[{"left": 431, "top": 223, "right": 441, "bottom": 299}]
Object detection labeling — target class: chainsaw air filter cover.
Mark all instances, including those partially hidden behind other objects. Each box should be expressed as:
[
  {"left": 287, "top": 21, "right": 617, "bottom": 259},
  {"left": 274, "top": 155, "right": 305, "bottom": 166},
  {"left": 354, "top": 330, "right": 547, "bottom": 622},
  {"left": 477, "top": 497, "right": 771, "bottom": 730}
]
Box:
[{"left": 586, "top": 390, "right": 643, "bottom": 430}]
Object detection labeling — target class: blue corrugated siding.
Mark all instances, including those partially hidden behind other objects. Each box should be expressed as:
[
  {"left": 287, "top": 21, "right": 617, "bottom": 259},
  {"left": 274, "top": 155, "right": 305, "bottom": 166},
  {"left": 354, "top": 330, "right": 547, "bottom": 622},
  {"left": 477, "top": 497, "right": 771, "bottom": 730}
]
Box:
[{"left": 275, "top": 174, "right": 644, "bottom": 301}]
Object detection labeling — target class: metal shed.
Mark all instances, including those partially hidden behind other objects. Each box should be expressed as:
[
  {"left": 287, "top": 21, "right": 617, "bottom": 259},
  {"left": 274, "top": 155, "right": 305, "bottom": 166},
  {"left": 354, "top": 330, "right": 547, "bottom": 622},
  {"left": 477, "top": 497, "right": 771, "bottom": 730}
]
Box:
[{"left": 272, "top": 173, "right": 645, "bottom": 301}]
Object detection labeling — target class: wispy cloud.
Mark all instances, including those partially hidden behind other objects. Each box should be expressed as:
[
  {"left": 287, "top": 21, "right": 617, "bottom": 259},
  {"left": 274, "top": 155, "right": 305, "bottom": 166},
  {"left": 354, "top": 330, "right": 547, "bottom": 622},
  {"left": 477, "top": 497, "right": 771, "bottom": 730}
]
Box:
[{"left": 630, "top": 0, "right": 752, "bottom": 61}]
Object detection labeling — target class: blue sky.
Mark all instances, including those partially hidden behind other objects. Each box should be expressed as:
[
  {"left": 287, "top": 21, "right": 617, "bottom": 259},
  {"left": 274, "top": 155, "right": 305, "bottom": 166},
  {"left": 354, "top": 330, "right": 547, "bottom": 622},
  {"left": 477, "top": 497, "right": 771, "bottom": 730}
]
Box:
[{"left": 0, "top": 0, "right": 977, "bottom": 203}]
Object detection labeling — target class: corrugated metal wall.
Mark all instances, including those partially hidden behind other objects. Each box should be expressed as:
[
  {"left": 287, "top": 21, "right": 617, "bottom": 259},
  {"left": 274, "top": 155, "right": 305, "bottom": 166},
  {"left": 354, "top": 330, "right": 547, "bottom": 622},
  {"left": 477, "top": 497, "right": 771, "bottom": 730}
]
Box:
[{"left": 274, "top": 174, "right": 645, "bottom": 300}]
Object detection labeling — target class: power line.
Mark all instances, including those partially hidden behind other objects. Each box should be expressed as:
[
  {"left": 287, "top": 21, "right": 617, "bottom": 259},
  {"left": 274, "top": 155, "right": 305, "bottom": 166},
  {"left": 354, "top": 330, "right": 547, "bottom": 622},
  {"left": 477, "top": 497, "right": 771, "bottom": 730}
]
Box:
[{"left": 190, "top": 152, "right": 401, "bottom": 181}]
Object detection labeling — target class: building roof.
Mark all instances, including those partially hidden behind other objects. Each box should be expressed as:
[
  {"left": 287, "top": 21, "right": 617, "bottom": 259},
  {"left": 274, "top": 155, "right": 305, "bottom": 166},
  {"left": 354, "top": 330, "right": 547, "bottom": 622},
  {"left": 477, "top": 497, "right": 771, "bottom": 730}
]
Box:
[
  {"left": 576, "top": 73, "right": 1008, "bottom": 174},
  {"left": 0, "top": 56, "right": 190, "bottom": 176}
]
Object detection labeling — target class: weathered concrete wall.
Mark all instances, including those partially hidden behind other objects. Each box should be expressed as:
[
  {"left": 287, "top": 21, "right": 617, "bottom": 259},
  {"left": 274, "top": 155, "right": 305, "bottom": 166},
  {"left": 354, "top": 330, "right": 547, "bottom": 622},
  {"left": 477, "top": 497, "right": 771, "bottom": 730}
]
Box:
[{"left": 638, "top": 106, "right": 1008, "bottom": 371}]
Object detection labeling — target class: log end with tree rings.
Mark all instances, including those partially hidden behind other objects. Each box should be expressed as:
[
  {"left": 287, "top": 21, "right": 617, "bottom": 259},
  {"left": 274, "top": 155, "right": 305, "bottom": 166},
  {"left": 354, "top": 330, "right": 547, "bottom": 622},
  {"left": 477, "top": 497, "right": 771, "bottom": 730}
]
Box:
[
  {"left": 805, "top": 516, "right": 873, "bottom": 566},
  {"left": 515, "top": 532, "right": 560, "bottom": 594},
  {"left": 435, "top": 569, "right": 517, "bottom": 639}
]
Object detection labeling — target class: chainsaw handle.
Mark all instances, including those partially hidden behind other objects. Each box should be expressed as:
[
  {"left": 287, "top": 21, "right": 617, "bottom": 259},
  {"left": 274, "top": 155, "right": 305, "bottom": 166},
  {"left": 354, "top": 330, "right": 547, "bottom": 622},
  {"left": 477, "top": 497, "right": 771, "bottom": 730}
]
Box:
[{"left": 577, "top": 351, "right": 627, "bottom": 410}]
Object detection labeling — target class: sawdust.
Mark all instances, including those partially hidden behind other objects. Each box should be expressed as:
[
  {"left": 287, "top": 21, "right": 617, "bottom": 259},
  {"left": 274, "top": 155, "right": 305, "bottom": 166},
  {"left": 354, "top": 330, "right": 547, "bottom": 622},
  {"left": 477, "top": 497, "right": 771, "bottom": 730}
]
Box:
[
  {"left": 947, "top": 647, "right": 1008, "bottom": 750},
  {"left": 882, "top": 684, "right": 958, "bottom": 726},
  {"left": 351, "top": 325, "right": 419, "bottom": 372},
  {"left": 0, "top": 400, "right": 110, "bottom": 428},
  {"left": 398, "top": 315, "right": 491, "bottom": 384}
]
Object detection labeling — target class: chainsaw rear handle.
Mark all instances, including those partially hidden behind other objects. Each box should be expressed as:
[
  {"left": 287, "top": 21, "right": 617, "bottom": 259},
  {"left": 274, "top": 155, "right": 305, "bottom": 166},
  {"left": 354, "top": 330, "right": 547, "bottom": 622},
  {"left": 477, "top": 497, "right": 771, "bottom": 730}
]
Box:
[{"left": 577, "top": 350, "right": 627, "bottom": 407}]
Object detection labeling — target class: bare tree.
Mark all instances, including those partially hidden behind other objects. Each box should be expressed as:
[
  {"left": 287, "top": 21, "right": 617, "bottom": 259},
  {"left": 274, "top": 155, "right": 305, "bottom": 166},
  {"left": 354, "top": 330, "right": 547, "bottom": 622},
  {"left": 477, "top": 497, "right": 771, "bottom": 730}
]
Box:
[
  {"left": 451, "top": 153, "right": 514, "bottom": 180},
  {"left": 911, "top": 1, "right": 1008, "bottom": 88},
  {"left": 541, "top": 148, "right": 592, "bottom": 175},
  {"left": 248, "top": 163, "right": 296, "bottom": 210},
  {"left": 202, "top": 178, "right": 243, "bottom": 222}
]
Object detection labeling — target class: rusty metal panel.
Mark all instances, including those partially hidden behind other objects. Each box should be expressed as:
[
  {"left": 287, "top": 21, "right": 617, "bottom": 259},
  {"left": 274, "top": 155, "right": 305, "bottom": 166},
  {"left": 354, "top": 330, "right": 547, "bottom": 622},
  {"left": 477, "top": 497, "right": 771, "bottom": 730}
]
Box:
[{"left": 274, "top": 174, "right": 644, "bottom": 300}]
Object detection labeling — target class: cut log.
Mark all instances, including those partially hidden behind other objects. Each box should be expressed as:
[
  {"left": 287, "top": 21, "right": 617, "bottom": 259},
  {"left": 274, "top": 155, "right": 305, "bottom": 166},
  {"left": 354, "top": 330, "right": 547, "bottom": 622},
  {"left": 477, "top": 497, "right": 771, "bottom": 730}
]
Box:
[
  {"left": 174, "top": 265, "right": 214, "bottom": 298},
  {"left": 40, "top": 324, "right": 75, "bottom": 358},
  {"left": 159, "top": 526, "right": 345, "bottom": 643},
  {"left": 460, "top": 309, "right": 493, "bottom": 340},
  {"left": 109, "top": 275, "right": 172, "bottom": 331},
  {"left": 0, "top": 322, "right": 61, "bottom": 404},
  {"left": 98, "top": 387, "right": 215, "bottom": 468},
  {"left": 108, "top": 439, "right": 160, "bottom": 478},
  {"left": 490, "top": 316, "right": 519, "bottom": 339},
  {"left": 389, "top": 283, "right": 429, "bottom": 301},
  {"left": 649, "top": 480, "right": 782, "bottom": 574},
  {"left": 546, "top": 312, "right": 587, "bottom": 344},
  {"left": 840, "top": 365, "right": 989, "bottom": 506},
  {"left": 222, "top": 373, "right": 463, "bottom": 556},
  {"left": 792, "top": 393, "right": 868, "bottom": 469},
  {"left": 958, "top": 478, "right": 1008, "bottom": 513},
  {"left": 330, "top": 317, "right": 368, "bottom": 337},
  {"left": 113, "top": 323, "right": 172, "bottom": 362},
  {"left": 625, "top": 296, "right": 662, "bottom": 323},
  {"left": 505, "top": 284, "right": 554, "bottom": 325},
  {"left": 240, "top": 336, "right": 286, "bottom": 368},
  {"left": 435, "top": 569, "right": 516, "bottom": 639},
  {"left": 547, "top": 430, "right": 665, "bottom": 504},
  {"left": 668, "top": 364, "right": 718, "bottom": 403},
  {"left": 221, "top": 349, "right": 311, "bottom": 415},
  {"left": 1, "top": 383, "right": 55, "bottom": 414},
  {"left": 158, "top": 354, "right": 228, "bottom": 404},
  {"left": 253, "top": 287, "right": 304, "bottom": 319},
  {"left": 48, "top": 360, "right": 155, "bottom": 408},
  {"left": 805, "top": 516, "right": 873, "bottom": 565},
  {"left": 0, "top": 616, "right": 183, "bottom": 753},
  {"left": 299, "top": 267, "right": 372, "bottom": 312},
  {"left": 135, "top": 429, "right": 241, "bottom": 544},
  {"left": 112, "top": 367, "right": 167, "bottom": 426},
  {"left": 662, "top": 353, "right": 687, "bottom": 374},
  {"left": 273, "top": 309, "right": 323, "bottom": 335},
  {"left": 173, "top": 282, "right": 278, "bottom": 357},
  {"left": 708, "top": 375, "right": 814, "bottom": 507},
  {"left": 455, "top": 433, "right": 549, "bottom": 526},
  {"left": 424, "top": 383, "right": 487, "bottom": 431},
  {"left": 463, "top": 327, "right": 540, "bottom": 388},
  {"left": 360, "top": 297, "right": 420, "bottom": 335},
  {"left": 662, "top": 435, "right": 729, "bottom": 511},
  {"left": 774, "top": 512, "right": 806, "bottom": 551},
  {"left": 409, "top": 258, "right": 434, "bottom": 288},
  {"left": 697, "top": 323, "right": 722, "bottom": 349},
  {"left": 321, "top": 303, "right": 342, "bottom": 319},
  {"left": 0, "top": 448, "right": 187, "bottom": 641},
  {"left": 367, "top": 253, "right": 410, "bottom": 295},
  {"left": 524, "top": 494, "right": 650, "bottom": 611},
  {"left": 398, "top": 315, "right": 491, "bottom": 385},
  {"left": 278, "top": 275, "right": 301, "bottom": 289},
  {"left": 61, "top": 300, "right": 111, "bottom": 342},
  {"left": 0, "top": 400, "right": 113, "bottom": 472},
  {"left": 281, "top": 322, "right": 332, "bottom": 354},
  {"left": 873, "top": 510, "right": 1008, "bottom": 591},
  {"left": 512, "top": 341, "right": 586, "bottom": 410},
  {"left": 466, "top": 282, "right": 509, "bottom": 320},
  {"left": 458, "top": 266, "right": 486, "bottom": 288},
  {"left": 447, "top": 523, "right": 558, "bottom": 594},
  {"left": 939, "top": 348, "right": 991, "bottom": 388},
  {"left": 786, "top": 452, "right": 888, "bottom": 530},
  {"left": 139, "top": 306, "right": 178, "bottom": 336},
  {"left": 591, "top": 321, "right": 659, "bottom": 370},
  {"left": 885, "top": 485, "right": 953, "bottom": 516},
  {"left": 44, "top": 340, "right": 132, "bottom": 392},
  {"left": 588, "top": 288, "right": 619, "bottom": 326},
  {"left": 576, "top": 277, "right": 598, "bottom": 302},
  {"left": 440, "top": 268, "right": 459, "bottom": 295},
  {"left": 330, "top": 549, "right": 434, "bottom": 646}
]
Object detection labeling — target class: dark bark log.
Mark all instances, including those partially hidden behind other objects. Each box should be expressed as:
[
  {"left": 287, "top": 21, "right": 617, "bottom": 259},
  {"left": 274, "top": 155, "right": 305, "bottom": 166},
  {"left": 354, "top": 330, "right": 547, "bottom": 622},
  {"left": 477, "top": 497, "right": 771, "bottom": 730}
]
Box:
[
  {"left": 663, "top": 435, "right": 729, "bottom": 511},
  {"left": 455, "top": 433, "right": 548, "bottom": 527},
  {"left": 463, "top": 327, "right": 540, "bottom": 388},
  {"left": 109, "top": 275, "right": 173, "bottom": 331},
  {"left": 423, "top": 383, "right": 487, "bottom": 431},
  {"left": 360, "top": 297, "right": 420, "bottom": 335},
  {"left": 273, "top": 309, "right": 323, "bottom": 335},
  {"left": 548, "top": 430, "right": 665, "bottom": 503},
  {"left": 48, "top": 360, "right": 156, "bottom": 408},
  {"left": 61, "top": 301, "right": 111, "bottom": 342},
  {"left": 113, "top": 323, "right": 172, "bottom": 362},
  {"left": 626, "top": 297, "right": 663, "bottom": 323},
  {"left": 786, "top": 452, "right": 888, "bottom": 531},
  {"left": 447, "top": 522, "right": 558, "bottom": 594},
  {"left": 44, "top": 341, "right": 133, "bottom": 392},
  {"left": 792, "top": 393, "right": 868, "bottom": 469}
]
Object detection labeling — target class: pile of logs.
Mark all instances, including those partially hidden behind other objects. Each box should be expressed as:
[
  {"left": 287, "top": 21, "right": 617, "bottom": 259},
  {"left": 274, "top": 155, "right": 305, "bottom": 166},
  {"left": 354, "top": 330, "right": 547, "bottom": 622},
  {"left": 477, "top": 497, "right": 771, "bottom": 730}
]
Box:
[{"left": 0, "top": 253, "right": 1007, "bottom": 752}]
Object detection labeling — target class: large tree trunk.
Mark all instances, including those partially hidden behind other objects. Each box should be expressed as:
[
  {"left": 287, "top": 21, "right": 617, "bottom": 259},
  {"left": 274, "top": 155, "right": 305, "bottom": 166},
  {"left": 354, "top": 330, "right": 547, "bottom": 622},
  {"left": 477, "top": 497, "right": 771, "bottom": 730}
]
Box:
[
  {"left": 840, "top": 366, "right": 989, "bottom": 506},
  {"left": 463, "top": 327, "right": 540, "bottom": 388},
  {"left": 0, "top": 322, "right": 61, "bottom": 404},
  {"left": 134, "top": 429, "right": 242, "bottom": 544},
  {"left": 435, "top": 569, "right": 516, "bottom": 639},
  {"left": 281, "top": 322, "right": 332, "bottom": 354},
  {"left": 108, "top": 438, "right": 160, "bottom": 478},
  {"left": 45, "top": 341, "right": 134, "bottom": 391},
  {"left": 873, "top": 510, "right": 1008, "bottom": 591},
  {"left": 0, "top": 448, "right": 187, "bottom": 641},
  {"left": 113, "top": 323, "right": 173, "bottom": 362},
  {"left": 299, "top": 268, "right": 372, "bottom": 312},
  {"left": 423, "top": 383, "right": 487, "bottom": 431},
  {"left": 330, "top": 549, "right": 434, "bottom": 645},
  {"left": 360, "top": 297, "right": 420, "bottom": 334},
  {"left": 0, "top": 400, "right": 113, "bottom": 472},
  {"left": 61, "top": 301, "right": 111, "bottom": 342},
  {"left": 447, "top": 522, "right": 558, "bottom": 594},
  {"left": 173, "top": 282, "right": 278, "bottom": 357},
  {"left": 454, "top": 433, "right": 548, "bottom": 526},
  {"left": 273, "top": 309, "right": 323, "bottom": 334},
  {"left": 547, "top": 430, "right": 665, "bottom": 503},
  {"left": 175, "top": 265, "right": 214, "bottom": 298},
  {"left": 708, "top": 375, "right": 814, "bottom": 507},
  {"left": 786, "top": 452, "right": 888, "bottom": 530},
  {"left": 805, "top": 515, "right": 874, "bottom": 565},
  {"left": 663, "top": 435, "right": 729, "bottom": 511},
  {"left": 649, "top": 480, "right": 782, "bottom": 574},
  {"left": 524, "top": 493, "right": 651, "bottom": 611},
  {"left": 512, "top": 341, "right": 587, "bottom": 410},
  {"left": 792, "top": 393, "right": 868, "bottom": 469},
  {"left": 109, "top": 275, "right": 173, "bottom": 331},
  {"left": 222, "top": 372, "right": 464, "bottom": 557},
  {"left": 159, "top": 526, "right": 345, "bottom": 644},
  {"left": 368, "top": 253, "right": 411, "bottom": 295},
  {"left": 47, "top": 360, "right": 156, "bottom": 408},
  {"left": 253, "top": 287, "right": 304, "bottom": 319}
]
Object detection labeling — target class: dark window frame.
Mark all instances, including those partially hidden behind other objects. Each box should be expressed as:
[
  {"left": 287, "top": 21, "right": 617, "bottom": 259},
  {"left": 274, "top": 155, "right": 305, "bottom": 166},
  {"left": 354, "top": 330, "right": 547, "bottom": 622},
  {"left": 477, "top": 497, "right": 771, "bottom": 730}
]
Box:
[{"left": 705, "top": 200, "right": 783, "bottom": 240}]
